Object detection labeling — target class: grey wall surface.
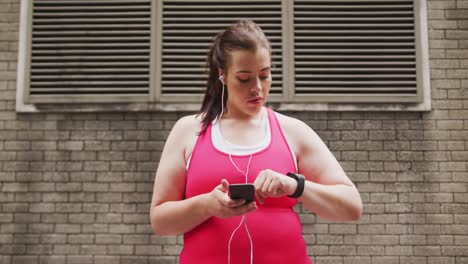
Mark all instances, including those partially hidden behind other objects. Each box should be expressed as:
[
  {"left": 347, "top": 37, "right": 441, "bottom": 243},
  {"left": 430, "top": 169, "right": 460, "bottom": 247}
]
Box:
[{"left": 1, "top": 0, "right": 468, "bottom": 263}]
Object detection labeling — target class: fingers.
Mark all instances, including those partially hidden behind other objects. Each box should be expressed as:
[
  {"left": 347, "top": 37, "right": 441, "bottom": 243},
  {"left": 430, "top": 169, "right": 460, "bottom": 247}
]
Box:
[
  {"left": 220, "top": 179, "right": 229, "bottom": 193},
  {"left": 230, "top": 201, "right": 257, "bottom": 216},
  {"left": 254, "top": 170, "right": 290, "bottom": 202}
]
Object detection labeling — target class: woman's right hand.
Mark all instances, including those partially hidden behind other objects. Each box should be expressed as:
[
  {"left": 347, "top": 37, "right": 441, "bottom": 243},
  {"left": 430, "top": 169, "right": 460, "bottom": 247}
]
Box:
[{"left": 208, "top": 179, "right": 257, "bottom": 219}]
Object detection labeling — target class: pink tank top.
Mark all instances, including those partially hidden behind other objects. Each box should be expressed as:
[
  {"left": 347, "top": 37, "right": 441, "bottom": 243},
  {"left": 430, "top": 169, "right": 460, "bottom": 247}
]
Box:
[{"left": 181, "top": 108, "right": 311, "bottom": 264}]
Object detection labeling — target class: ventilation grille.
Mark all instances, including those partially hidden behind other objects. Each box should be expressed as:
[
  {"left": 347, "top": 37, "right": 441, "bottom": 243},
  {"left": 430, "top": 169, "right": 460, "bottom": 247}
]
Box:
[
  {"left": 161, "top": 0, "right": 283, "bottom": 96},
  {"left": 294, "top": 0, "right": 417, "bottom": 99},
  {"left": 30, "top": 0, "right": 151, "bottom": 96}
]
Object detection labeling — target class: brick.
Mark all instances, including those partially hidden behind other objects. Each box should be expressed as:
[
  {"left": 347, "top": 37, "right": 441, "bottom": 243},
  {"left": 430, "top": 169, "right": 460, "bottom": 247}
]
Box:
[
  {"left": 96, "top": 213, "right": 122, "bottom": 224},
  {"left": 123, "top": 214, "right": 148, "bottom": 224},
  {"left": 96, "top": 234, "right": 122, "bottom": 244},
  {"left": 357, "top": 245, "right": 385, "bottom": 256},
  {"left": 399, "top": 193, "right": 425, "bottom": 203},
  {"left": 70, "top": 151, "right": 96, "bottom": 161},
  {"left": 121, "top": 256, "right": 149, "bottom": 264},
  {"left": 93, "top": 256, "right": 121, "bottom": 264},
  {"left": 56, "top": 182, "right": 82, "bottom": 192},
  {"left": 442, "top": 246, "right": 468, "bottom": 256},
  {"left": 67, "top": 234, "right": 94, "bottom": 244},
  {"left": 14, "top": 213, "right": 39, "bottom": 223},
  {"left": 399, "top": 257, "right": 427, "bottom": 264},
  {"left": 84, "top": 141, "right": 110, "bottom": 151},
  {"left": 110, "top": 121, "right": 137, "bottom": 130},
  {"left": 12, "top": 256, "right": 38, "bottom": 264},
  {"left": 80, "top": 245, "right": 107, "bottom": 255},
  {"left": 68, "top": 213, "right": 95, "bottom": 224},
  {"left": 414, "top": 203, "right": 442, "bottom": 213},
  {"left": 123, "top": 234, "right": 150, "bottom": 245},
  {"left": 16, "top": 193, "right": 41, "bottom": 202},
  {"left": 386, "top": 245, "right": 413, "bottom": 255},
  {"left": 428, "top": 235, "right": 455, "bottom": 246},
  {"left": 39, "top": 256, "right": 66, "bottom": 264},
  {"left": 123, "top": 193, "right": 148, "bottom": 203},
  {"left": 57, "top": 141, "right": 83, "bottom": 151},
  {"left": 342, "top": 151, "right": 368, "bottom": 161},
  {"left": 454, "top": 194, "right": 468, "bottom": 203},
  {"left": 109, "top": 224, "right": 135, "bottom": 234},
  {"left": 428, "top": 257, "right": 455, "bottom": 264},
  {"left": 83, "top": 120, "right": 109, "bottom": 130},
  {"left": 369, "top": 130, "right": 395, "bottom": 140},
  {"left": 111, "top": 141, "right": 137, "bottom": 151},
  {"left": 400, "top": 235, "right": 427, "bottom": 245},
  {"left": 67, "top": 256, "right": 92, "bottom": 264},
  {"left": 26, "top": 244, "right": 54, "bottom": 255},
  {"left": 426, "top": 193, "right": 453, "bottom": 203},
  {"left": 82, "top": 224, "right": 107, "bottom": 233},
  {"left": 5, "top": 140, "right": 30, "bottom": 150},
  {"left": 56, "top": 162, "right": 83, "bottom": 172},
  {"left": 55, "top": 224, "right": 81, "bottom": 234},
  {"left": 107, "top": 245, "right": 134, "bottom": 255},
  {"left": 17, "top": 131, "right": 44, "bottom": 140},
  {"left": 342, "top": 131, "right": 368, "bottom": 140},
  {"left": 432, "top": 59, "right": 460, "bottom": 68},
  {"left": 97, "top": 131, "right": 123, "bottom": 141},
  {"left": 430, "top": 40, "right": 459, "bottom": 49},
  {"left": 414, "top": 225, "right": 443, "bottom": 235},
  {"left": 426, "top": 214, "right": 454, "bottom": 224},
  {"left": 109, "top": 183, "right": 135, "bottom": 192},
  {"left": 438, "top": 141, "right": 465, "bottom": 150},
  {"left": 136, "top": 245, "right": 162, "bottom": 255},
  {"left": 42, "top": 214, "right": 67, "bottom": 223},
  {"left": 83, "top": 203, "right": 108, "bottom": 213},
  {"left": 138, "top": 120, "right": 164, "bottom": 130},
  {"left": 97, "top": 193, "right": 122, "bottom": 203},
  {"left": 97, "top": 151, "right": 124, "bottom": 161},
  {"left": 97, "top": 172, "right": 123, "bottom": 182}
]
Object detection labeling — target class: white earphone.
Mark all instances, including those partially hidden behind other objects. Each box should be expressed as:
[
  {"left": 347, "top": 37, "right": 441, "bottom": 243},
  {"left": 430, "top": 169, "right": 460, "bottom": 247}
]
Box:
[{"left": 219, "top": 75, "right": 225, "bottom": 85}]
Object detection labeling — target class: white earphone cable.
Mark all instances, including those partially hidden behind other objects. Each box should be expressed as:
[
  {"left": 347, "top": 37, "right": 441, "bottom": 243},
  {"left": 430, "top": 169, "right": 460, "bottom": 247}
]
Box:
[{"left": 219, "top": 78, "right": 256, "bottom": 264}]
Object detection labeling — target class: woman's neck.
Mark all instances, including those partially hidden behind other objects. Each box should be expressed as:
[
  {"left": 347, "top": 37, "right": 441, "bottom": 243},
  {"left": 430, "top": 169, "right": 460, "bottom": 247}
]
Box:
[{"left": 222, "top": 106, "right": 264, "bottom": 123}]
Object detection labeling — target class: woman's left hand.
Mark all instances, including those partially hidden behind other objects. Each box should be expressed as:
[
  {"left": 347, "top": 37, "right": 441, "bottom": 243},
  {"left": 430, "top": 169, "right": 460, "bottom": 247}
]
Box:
[{"left": 253, "top": 169, "right": 298, "bottom": 204}]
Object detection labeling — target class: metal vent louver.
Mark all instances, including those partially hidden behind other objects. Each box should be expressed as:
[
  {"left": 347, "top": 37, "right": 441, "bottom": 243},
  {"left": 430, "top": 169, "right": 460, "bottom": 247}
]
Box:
[
  {"left": 161, "top": 0, "right": 283, "bottom": 97},
  {"left": 30, "top": 0, "right": 151, "bottom": 98},
  {"left": 294, "top": 0, "right": 418, "bottom": 102}
]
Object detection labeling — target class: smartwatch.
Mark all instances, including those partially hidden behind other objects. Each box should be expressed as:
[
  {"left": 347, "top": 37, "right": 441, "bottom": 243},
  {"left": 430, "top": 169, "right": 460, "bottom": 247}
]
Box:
[{"left": 287, "top": 172, "right": 305, "bottom": 198}]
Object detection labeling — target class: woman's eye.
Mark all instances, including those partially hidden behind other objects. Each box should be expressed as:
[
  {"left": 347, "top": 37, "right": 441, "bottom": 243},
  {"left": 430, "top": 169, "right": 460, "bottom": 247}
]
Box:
[{"left": 239, "top": 79, "right": 249, "bottom": 83}]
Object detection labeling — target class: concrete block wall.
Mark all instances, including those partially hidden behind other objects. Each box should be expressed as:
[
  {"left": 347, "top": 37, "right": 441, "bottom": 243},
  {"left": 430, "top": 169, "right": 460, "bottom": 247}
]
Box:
[{"left": 1, "top": 0, "right": 467, "bottom": 263}]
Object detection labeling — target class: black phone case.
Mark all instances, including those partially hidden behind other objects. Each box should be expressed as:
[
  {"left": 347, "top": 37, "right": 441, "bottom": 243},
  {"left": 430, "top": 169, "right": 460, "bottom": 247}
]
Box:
[{"left": 229, "top": 183, "right": 255, "bottom": 203}]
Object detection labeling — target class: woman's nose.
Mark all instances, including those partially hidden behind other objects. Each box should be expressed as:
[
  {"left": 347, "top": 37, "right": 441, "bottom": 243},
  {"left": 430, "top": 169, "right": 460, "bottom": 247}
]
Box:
[{"left": 253, "top": 77, "right": 262, "bottom": 92}]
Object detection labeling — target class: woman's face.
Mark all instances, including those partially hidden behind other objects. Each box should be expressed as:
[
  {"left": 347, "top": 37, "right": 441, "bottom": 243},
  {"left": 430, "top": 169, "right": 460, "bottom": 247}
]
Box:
[{"left": 223, "top": 47, "right": 272, "bottom": 118}]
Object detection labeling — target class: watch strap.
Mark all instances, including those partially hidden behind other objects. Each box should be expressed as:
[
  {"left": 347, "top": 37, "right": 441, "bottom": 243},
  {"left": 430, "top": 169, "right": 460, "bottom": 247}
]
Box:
[{"left": 287, "top": 172, "right": 305, "bottom": 198}]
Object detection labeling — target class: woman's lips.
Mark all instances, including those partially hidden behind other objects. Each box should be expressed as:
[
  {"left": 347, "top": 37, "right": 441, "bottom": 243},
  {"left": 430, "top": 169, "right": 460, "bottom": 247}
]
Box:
[{"left": 247, "top": 97, "right": 263, "bottom": 105}]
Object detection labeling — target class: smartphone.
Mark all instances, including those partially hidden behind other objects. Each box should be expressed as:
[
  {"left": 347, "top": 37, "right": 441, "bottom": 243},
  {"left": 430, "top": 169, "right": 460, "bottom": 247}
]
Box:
[{"left": 229, "top": 183, "right": 255, "bottom": 203}]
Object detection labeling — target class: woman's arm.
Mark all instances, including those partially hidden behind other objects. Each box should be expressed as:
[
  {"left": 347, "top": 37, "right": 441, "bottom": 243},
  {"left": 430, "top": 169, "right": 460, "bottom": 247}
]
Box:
[
  {"left": 150, "top": 116, "right": 256, "bottom": 236},
  {"left": 254, "top": 113, "right": 362, "bottom": 222},
  {"left": 287, "top": 116, "right": 362, "bottom": 222}
]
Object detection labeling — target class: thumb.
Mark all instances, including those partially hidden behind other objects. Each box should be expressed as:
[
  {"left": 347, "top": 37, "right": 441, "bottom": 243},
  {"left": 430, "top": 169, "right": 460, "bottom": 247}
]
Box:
[{"left": 220, "top": 179, "right": 229, "bottom": 193}]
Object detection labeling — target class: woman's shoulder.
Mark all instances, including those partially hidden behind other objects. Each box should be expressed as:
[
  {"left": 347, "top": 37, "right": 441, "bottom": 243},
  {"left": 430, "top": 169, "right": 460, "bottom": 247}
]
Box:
[
  {"left": 271, "top": 109, "right": 319, "bottom": 152},
  {"left": 171, "top": 114, "right": 202, "bottom": 136},
  {"left": 271, "top": 109, "right": 308, "bottom": 132}
]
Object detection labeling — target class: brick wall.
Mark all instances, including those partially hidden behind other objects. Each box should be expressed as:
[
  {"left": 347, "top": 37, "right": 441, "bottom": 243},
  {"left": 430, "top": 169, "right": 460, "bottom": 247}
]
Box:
[{"left": 1, "top": 0, "right": 468, "bottom": 263}]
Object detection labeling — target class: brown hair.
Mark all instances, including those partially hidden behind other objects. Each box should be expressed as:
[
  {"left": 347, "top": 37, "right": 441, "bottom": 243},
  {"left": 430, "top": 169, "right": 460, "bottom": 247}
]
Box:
[{"left": 198, "top": 19, "right": 271, "bottom": 134}]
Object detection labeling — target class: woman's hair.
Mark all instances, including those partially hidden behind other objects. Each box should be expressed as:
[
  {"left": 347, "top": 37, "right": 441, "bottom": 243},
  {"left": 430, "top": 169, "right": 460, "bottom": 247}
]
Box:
[{"left": 198, "top": 19, "right": 271, "bottom": 134}]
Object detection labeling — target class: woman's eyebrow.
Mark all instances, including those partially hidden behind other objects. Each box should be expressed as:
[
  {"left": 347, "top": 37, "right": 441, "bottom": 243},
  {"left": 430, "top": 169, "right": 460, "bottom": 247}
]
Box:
[{"left": 236, "top": 67, "right": 271, "bottom": 74}]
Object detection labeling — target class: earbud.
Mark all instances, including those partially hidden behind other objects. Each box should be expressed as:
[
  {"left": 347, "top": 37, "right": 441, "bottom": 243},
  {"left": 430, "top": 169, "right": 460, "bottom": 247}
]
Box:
[{"left": 219, "top": 75, "right": 225, "bottom": 85}]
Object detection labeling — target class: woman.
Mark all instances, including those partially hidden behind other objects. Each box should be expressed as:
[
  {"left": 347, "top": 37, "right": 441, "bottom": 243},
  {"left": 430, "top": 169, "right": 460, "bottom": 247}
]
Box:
[{"left": 150, "top": 20, "right": 362, "bottom": 264}]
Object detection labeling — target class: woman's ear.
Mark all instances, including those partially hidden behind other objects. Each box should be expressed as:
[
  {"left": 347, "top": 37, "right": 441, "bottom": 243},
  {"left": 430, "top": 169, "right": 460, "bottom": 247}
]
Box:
[{"left": 218, "top": 69, "right": 225, "bottom": 85}]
